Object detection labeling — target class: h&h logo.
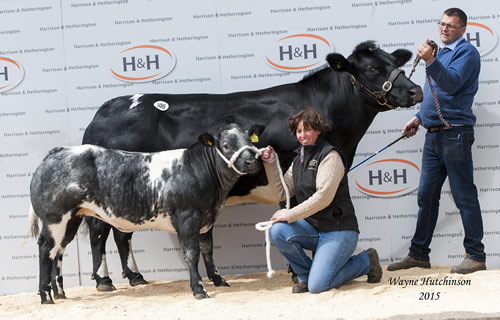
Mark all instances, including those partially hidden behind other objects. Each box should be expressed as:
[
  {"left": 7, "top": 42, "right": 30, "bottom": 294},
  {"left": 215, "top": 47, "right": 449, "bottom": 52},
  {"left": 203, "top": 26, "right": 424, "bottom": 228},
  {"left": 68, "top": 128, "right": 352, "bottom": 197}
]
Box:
[
  {"left": 110, "top": 45, "right": 176, "bottom": 82},
  {"left": 353, "top": 158, "right": 421, "bottom": 197},
  {"left": 0, "top": 56, "right": 24, "bottom": 93},
  {"left": 266, "top": 34, "right": 332, "bottom": 72},
  {"left": 466, "top": 22, "right": 498, "bottom": 56}
]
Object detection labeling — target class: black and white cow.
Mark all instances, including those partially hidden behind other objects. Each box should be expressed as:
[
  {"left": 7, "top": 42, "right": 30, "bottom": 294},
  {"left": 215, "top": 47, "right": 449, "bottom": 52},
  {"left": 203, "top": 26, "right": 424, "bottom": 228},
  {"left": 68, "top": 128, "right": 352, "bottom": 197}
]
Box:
[
  {"left": 82, "top": 41, "right": 423, "bottom": 290},
  {"left": 29, "top": 123, "right": 265, "bottom": 304}
]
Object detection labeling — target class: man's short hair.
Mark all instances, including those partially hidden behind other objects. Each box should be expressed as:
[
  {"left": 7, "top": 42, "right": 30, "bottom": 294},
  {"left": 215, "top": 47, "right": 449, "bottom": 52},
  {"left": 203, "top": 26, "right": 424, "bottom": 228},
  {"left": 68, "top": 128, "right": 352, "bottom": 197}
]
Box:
[{"left": 444, "top": 7, "right": 467, "bottom": 27}]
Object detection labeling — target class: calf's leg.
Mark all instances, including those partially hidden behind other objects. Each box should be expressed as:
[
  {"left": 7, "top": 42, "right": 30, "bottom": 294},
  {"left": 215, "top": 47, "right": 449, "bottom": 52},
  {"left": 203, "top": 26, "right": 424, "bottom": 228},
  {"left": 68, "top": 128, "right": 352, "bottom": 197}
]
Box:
[
  {"left": 173, "top": 210, "right": 208, "bottom": 299},
  {"left": 38, "top": 228, "right": 55, "bottom": 304},
  {"left": 51, "top": 253, "right": 65, "bottom": 299},
  {"left": 200, "top": 227, "right": 229, "bottom": 287},
  {"left": 50, "top": 214, "right": 83, "bottom": 300}
]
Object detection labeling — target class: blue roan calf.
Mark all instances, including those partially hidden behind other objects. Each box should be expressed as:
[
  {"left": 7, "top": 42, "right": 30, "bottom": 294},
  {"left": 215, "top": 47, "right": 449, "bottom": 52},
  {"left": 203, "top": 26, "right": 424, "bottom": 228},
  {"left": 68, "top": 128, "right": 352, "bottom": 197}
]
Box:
[{"left": 28, "top": 123, "right": 265, "bottom": 304}]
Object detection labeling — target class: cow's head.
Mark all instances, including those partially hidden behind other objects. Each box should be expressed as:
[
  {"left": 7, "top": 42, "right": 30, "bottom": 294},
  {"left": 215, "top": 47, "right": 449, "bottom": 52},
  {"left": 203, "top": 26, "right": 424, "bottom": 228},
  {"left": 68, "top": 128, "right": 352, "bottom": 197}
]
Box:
[
  {"left": 199, "top": 123, "right": 266, "bottom": 175},
  {"left": 326, "top": 41, "right": 423, "bottom": 110}
]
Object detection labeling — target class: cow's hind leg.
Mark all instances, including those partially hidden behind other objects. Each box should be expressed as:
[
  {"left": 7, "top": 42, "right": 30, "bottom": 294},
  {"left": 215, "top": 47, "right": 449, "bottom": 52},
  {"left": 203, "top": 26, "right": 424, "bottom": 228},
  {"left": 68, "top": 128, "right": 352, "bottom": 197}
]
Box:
[
  {"left": 87, "top": 217, "right": 115, "bottom": 291},
  {"left": 112, "top": 227, "right": 148, "bottom": 286},
  {"left": 200, "top": 227, "right": 229, "bottom": 287},
  {"left": 173, "top": 210, "right": 208, "bottom": 299},
  {"left": 50, "top": 214, "right": 83, "bottom": 299}
]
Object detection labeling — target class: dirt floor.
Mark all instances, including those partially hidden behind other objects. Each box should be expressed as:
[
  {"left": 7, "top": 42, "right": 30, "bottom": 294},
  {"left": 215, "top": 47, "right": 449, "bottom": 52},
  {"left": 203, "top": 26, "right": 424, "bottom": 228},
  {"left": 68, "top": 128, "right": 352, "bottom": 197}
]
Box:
[{"left": 1, "top": 266, "right": 500, "bottom": 320}]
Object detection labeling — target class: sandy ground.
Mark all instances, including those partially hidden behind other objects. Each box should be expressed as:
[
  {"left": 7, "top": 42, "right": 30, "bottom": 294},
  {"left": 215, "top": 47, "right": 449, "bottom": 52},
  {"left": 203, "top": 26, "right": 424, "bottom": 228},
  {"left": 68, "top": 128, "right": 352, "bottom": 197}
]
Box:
[{"left": 1, "top": 266, "right": 500, "bottom": 320}]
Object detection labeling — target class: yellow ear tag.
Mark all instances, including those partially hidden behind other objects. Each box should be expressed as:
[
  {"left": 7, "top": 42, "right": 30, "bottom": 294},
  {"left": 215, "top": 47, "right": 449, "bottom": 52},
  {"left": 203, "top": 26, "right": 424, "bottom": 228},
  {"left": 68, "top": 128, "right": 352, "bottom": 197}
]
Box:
[
  {"left": 250, "top": 133, "right": 259, "bottom": 143},
  {"left": 207, "top": 139, "right": 213, "bottom": 146}
]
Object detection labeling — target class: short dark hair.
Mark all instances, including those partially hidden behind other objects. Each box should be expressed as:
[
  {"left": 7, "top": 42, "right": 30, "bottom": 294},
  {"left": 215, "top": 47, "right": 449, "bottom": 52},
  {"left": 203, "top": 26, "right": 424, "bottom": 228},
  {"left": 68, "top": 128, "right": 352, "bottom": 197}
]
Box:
[
  {"left": 288, "top": 108, "right": 331, "bottom": 134},
  {"left": 443, "top": 8, "right": 467, "bottom": 27}
]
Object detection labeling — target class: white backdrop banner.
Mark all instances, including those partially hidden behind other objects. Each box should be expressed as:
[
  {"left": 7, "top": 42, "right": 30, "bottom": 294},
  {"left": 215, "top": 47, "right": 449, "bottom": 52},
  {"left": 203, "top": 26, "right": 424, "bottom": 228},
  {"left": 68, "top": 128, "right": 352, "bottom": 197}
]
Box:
[{"left": 1, "top": 0, "right": 499, "bottom": 296}]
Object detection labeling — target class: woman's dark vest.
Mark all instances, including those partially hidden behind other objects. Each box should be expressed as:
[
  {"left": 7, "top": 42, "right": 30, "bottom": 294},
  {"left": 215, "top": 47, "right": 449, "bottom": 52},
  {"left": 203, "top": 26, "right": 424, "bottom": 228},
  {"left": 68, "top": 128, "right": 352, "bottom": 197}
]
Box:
[{"left": 292, "top": 136, "right": 359, "bottom": 233}]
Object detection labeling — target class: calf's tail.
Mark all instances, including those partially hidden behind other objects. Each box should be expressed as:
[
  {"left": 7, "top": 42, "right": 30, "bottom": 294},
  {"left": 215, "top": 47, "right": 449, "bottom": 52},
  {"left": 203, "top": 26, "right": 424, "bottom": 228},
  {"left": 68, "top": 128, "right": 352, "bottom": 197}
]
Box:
[{"left": 28, "top": 205, "right": 40, "bottom": 238}]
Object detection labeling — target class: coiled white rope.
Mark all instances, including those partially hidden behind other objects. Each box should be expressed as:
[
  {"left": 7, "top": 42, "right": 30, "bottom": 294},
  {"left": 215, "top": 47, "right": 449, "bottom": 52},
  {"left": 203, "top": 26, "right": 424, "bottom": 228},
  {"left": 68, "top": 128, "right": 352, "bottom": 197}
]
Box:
[
  {"left": 254, "top": 151, "right": 290, "bottom": 278},
  {"left": 216, "top": 144, "right": 290, "bottom": 278}
]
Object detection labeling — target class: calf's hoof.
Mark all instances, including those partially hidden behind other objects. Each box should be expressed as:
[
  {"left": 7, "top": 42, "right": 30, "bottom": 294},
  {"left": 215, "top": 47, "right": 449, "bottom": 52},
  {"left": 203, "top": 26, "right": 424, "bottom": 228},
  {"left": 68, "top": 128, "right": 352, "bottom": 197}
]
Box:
[
  {"left": 194, "top": 292, "right": 209, "bottom": 300},
  {"left": 97, "top": 283, "right": 116, "bottom": 292},
  {"left": 54, "top": 293, "right": 67, "bottom": 299},
  {"left": 41, "top": 299, "right": 55, "bottom": 305}
]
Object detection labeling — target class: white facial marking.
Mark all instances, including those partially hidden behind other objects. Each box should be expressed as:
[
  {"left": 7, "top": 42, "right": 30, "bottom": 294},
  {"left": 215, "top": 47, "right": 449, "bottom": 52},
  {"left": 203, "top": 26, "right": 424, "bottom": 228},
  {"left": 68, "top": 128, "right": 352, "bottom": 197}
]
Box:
[{"left": 129, "top": 94, "right": 144, "bottom": 109}]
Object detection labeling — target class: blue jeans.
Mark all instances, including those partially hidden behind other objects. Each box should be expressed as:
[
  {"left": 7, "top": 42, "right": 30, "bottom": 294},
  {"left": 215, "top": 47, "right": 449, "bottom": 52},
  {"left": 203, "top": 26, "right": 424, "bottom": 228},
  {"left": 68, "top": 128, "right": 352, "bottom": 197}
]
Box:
[
  {"left": 269, "top": 219, "right": 370, "bottom": 294},
  {"left": 409, "top": 126, "right": 486, "bottom": 262}
]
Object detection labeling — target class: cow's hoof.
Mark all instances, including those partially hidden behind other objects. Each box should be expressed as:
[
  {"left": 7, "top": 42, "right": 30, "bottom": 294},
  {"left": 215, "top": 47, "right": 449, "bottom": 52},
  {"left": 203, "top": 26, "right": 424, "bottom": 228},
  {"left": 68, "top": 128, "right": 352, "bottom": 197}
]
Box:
[
  {"left": 213, "top": 277, "right": 230, "bottom": 287},
  {"left": 41, "top": 299, "right": 55, "bottom": 305},
  {"left": 54, "top": 293, "right": 67, "bottom": 299},
  {"left": 97, "top": 283, "right": 116, "bottom": 292},
  {"left": 130, "top": 277, "right": 149, "bottom": 287},
  {"left": 194, "top": 292, "right": 209, "bottom": 300}
]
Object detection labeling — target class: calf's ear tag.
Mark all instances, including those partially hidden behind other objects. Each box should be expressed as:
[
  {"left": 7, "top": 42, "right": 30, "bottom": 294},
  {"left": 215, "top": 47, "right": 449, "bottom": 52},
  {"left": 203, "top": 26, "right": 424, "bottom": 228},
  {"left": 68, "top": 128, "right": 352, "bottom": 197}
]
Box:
[
  {"left": 154, "top": 101, "right": 169, "bottom": 111},
  {"left": 250, "top": 133, "right": 259, "bottom": 143}
]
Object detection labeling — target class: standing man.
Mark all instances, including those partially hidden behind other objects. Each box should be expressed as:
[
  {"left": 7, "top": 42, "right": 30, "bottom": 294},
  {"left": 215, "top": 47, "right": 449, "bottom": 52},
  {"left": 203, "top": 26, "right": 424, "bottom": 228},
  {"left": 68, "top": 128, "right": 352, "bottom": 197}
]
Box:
[{"left": 387, "top": 8, "right": 486, "bottom": 274}]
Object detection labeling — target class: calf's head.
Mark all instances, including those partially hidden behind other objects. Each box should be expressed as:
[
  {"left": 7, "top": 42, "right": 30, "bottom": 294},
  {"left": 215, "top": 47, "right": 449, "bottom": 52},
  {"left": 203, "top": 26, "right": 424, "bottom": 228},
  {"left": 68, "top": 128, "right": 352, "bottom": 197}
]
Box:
[
  {"left": 326, "top": 40, "right": 423, "bottom": 110},
  {"left": 199, "top": 123, "right": 266, "bottom": 175}
]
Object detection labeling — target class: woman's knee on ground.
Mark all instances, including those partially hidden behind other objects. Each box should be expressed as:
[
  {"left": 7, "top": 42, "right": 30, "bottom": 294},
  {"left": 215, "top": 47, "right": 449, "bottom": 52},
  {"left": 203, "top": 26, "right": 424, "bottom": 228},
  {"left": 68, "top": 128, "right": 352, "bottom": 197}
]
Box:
[
  {"left": 307, "top": 278, "right": 331, "bottom": 294},
  {"left": 269, "top": 223, "right": 290, "bottom": 246}
]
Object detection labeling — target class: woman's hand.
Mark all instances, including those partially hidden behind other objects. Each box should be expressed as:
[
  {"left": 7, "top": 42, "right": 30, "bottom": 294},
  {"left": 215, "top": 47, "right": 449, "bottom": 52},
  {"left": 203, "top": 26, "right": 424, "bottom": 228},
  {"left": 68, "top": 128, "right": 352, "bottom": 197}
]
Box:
[
  {"left": 270, "top": 209, "right": 288, "bottom": 224},
  {"left": 261, "top": 145, "right": 276, "bottom": 162}
]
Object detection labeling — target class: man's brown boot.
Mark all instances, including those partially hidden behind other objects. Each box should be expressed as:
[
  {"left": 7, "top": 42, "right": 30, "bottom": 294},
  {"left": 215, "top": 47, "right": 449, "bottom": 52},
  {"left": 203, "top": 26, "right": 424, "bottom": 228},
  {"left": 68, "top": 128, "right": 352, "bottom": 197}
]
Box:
[
  {"left": 387, "top": 255, "right": 431, "bottom": 271},
  {"left": 451, "top": 257, "right": 486, "bottom": 274}
]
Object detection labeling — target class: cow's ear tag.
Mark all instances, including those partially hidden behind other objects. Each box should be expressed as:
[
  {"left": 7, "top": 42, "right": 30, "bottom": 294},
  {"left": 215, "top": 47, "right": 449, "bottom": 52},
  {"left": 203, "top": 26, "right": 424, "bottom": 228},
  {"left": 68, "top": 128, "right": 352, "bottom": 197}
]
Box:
[
  {"left": 198, "top": 133, "right": 215, "bottom": 147},
  {"left": 250, "top": 133, "right": 259, "bottom": 143}
]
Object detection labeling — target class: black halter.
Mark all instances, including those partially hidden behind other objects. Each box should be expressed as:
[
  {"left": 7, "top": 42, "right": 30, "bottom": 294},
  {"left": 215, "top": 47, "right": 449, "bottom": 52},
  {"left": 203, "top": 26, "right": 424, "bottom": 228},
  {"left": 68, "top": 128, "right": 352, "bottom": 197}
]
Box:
[{"left": 348, "top": 68, "right": 404, "bottom": 110}]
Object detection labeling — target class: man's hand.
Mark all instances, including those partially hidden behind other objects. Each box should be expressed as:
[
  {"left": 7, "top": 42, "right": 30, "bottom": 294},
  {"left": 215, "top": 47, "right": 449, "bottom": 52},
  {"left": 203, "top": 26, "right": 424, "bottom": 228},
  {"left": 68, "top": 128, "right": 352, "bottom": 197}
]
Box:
[
  {"left": 417, "top": 39, "right": 436, "bottom": 65},
  {"left": 402, "top": 116, "right": 421, "bottom": 138}
]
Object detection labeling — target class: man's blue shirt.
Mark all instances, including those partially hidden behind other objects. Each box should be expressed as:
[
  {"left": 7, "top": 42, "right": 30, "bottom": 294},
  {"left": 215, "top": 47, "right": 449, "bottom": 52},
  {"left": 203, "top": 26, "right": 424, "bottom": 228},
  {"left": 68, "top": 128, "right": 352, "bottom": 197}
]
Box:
[{"left": 416, "top": 37, "right": 480, "bottom": 128}]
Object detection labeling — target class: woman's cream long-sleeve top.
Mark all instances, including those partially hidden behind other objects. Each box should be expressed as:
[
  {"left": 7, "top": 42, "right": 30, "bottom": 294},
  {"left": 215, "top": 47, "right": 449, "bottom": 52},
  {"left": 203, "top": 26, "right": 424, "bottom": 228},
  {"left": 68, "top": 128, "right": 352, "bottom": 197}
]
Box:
[{"left": 263, "top": 150, "right": 345, "bottom": 223}]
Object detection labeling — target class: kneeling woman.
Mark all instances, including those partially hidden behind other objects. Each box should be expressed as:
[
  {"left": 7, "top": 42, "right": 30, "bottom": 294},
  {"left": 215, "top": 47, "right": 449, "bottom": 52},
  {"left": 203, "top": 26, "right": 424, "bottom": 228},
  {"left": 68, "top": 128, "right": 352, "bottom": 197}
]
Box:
[{"left": 261, "top": 109, "right": 382, "bottom": 294}]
